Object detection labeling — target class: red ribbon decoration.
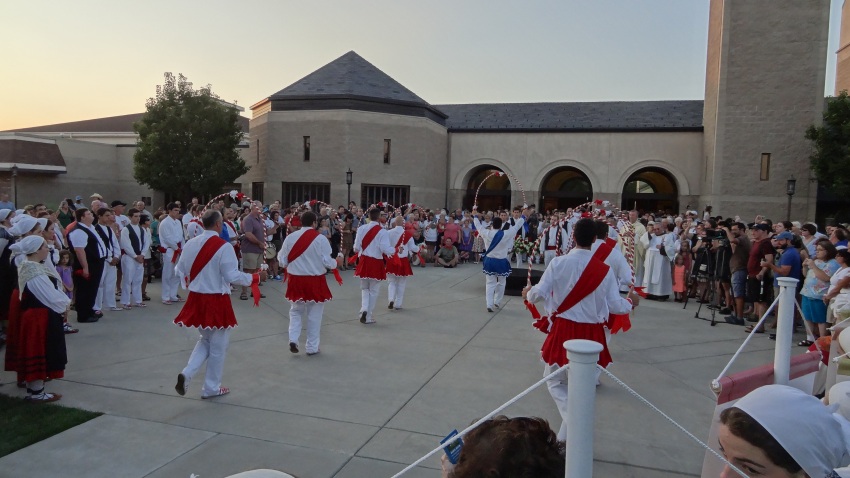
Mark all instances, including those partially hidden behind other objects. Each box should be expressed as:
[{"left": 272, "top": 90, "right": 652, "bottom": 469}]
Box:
[
  {"left": 251, "top": 273, "right": 261, "bottom": 307},
  {"left": 524, "top": 300, "right": 541, "bottom": 320},
  {"left": 332, "top": 268, "right": 343, "bottom": 286}
]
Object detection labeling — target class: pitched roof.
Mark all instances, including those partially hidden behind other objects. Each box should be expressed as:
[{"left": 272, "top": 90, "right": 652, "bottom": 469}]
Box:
[
  {"left": 0, "top": 137, "right": 67, "bottom": 173},
  {"left": 270, "top": 51, "right": 433, "bottom": 107},
  {"left": 435, "top": 100, "right": 704, "bottom": 132},
  {"left": 6, "top": 113, "right": 250, "bottom": 134}
]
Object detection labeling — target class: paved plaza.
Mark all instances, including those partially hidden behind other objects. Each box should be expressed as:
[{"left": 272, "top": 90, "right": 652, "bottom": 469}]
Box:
[{"left": 0, "top": 263, "right": 781, "bottom": 477}]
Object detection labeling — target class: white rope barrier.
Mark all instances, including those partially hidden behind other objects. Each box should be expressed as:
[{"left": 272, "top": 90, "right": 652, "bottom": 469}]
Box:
[
  {"left": 712, "top": 290, "right": 783, "bottom": 390},
  {"left": 599, "top": 367, "right": 749, "bottom": 477},
  {"left": 389, "top": 363, "right": 568, "bottom": 478}
]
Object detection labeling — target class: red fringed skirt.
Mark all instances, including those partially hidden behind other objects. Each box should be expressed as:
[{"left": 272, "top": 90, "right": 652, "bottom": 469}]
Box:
[
  {"left": 355, "top": 256, "right": 386, "bottom": 281},
  {"left": 285, "top": 274, "right": 333, "bottom": 303},
  {"left": 386, "top": 258, "right": 413, "bottom": 277},
  {"left": 541, "top": 317, "right": 612, "bottom": 368},
  {"left": 174, "top": 292, "right": 238, "bottom": 329}
]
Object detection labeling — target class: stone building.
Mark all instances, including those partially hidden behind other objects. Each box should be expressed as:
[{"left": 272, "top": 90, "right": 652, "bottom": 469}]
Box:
[{"left": 1, "top": 0, "right": 832, "bottom": 221}]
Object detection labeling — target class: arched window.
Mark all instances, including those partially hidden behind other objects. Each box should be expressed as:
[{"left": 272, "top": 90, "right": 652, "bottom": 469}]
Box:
[
  {"left": 621, "top": 167, "right": 679, "bottom": 214},
  {"left": 539, "top": 167, "right": 593, "bottom": 212},
  {"left": 463, "top": 166, "right": 511, "bottom": 211}
]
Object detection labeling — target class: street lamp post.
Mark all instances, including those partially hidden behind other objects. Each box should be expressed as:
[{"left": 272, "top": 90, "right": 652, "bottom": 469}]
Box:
[
  {"left": 346, "top": 168, "right": 353, "bottom": 207},
  {"left": 786, "top": 176, "right": 796, "bottom": 221},
  {"left": 11, "top": 165, "right": 18, "bottom": 208}
]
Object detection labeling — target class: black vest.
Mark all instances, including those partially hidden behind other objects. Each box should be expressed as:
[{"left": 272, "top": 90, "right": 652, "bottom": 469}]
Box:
[
  {"left": 68, "top": 224, "right": 103, "bottom": 271},
  {"left": 94, "top": 224, "right": 115, "bottom": 256}
]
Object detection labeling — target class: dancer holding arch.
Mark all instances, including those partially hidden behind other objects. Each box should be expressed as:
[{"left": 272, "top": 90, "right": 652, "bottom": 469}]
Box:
[
  {"left": 472, "top": 205, "right": 527, "bottom": 312},
  {"left": 353, "top": 207, "right": 395, "bottom": 324}
]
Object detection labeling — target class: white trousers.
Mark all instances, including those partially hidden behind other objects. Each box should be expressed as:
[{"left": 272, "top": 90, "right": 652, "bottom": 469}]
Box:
[
  {"left": 182, "top": 328, "right": 231, "bottom": 397},
  {"left": 95, "top": 262, "right": 117, "bottom": 310},
  {"left": 543, "top": 250, "right": 557, "bottom": 266},
  {"left": 162, "top": 249, "right": 180, "bottom": 301},
  {"left": 289, "top": 301, "right": 324, "bottom": 353},
  {"left": 360, "top": 278, "right": 381, "bottom": 321},
  {"left": 120, "top": 256, "right": 144, "bottom": 305},
  {"left": 544, "top": 362, "right": 603, "bottom": 442},
  {"left": 387, "top": 275, "right": 408, "bottom": 308},
  {"left": 484, "top": 275, "right": 505, "bottom": 309}
]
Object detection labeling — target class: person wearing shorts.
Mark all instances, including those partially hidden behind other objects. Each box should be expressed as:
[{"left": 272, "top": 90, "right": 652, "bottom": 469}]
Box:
[
  {"left": 239, "top": 201, "right": 266, "bottom": 301},
  {"left": 723, "top": 222, "right": 751, "bottom": 325}
]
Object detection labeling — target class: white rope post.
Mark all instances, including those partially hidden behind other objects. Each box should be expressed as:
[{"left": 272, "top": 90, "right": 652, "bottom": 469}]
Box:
[
  {"left": 564, "top": 339, "right": 602, "bottom": 478},
  {"left": 774, "top": 277, "right": 799, "bottom": 385}
]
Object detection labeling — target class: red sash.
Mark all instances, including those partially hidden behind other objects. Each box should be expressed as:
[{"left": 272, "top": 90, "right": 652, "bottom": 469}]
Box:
[
  {"left": 532, "top": 257, "right": 610, "bottom": 334},
  {"left": 348, "top": 224, "right": 381, "bottom": 265},
  {"left": 171, "top": 242, "right": 183, "bottom": 264},
  {"left": 604, "top": 237, "right": 617, "bottom": 248},
  {"left": 288, "top": 229, "right": 320, "bottom": 264},
  {"left": 592, "top": 241, "right": 614, "bottom": 262},
  {"left": 593, "top": 241, "right": 632, "bottom": 334},
  {"left": 389, "top": 230, "right": 406, "bottom": 268},
  {"left": 189, "top": 236, "right": 226, "bottom": 284}
]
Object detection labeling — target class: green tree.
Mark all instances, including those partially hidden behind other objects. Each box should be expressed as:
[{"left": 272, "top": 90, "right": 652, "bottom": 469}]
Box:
[
  {"left": 133, "top": 73, "right": 248, "bottom": 201},
  {"left": 806, "top": 91, "right": 850, "bottom": 196}
]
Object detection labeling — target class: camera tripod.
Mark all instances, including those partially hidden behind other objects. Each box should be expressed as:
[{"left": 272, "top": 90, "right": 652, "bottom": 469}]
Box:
[{"left": 683, "top": 244, "right": 730, "bottom": 326}]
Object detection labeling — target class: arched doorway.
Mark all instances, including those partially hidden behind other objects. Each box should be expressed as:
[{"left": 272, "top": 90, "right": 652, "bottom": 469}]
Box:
[
  {"left": 463, "top": 166, "right": 511, "bottom": 211},
  {"left": 539, "top": 167, "right": 593, "bottom": 212},
  {"left": 621, "top": 167, "right": 679, "bottom": 214}
]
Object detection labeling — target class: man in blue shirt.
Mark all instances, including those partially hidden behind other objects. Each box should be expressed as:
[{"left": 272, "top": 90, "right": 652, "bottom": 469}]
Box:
[
  {"left": 0, "top": 193, "right": 14, "bottom": 211},
  {"left": 762, "top": 230, "right": 802, "bottom": 288}
]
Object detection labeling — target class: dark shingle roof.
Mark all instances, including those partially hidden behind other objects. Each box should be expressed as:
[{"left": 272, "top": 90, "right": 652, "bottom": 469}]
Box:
[
  {"left": 435, "top": 101, "right": 704, "bottom": 132},
  {"left": 6, "top": 113, "right": 250, "bottom": 134},
  {"left": 271, "top": 51, "right": 432, "bottom": 107},
  {"left": 0, "top": 139, "right": 67, "bottom": 172}
]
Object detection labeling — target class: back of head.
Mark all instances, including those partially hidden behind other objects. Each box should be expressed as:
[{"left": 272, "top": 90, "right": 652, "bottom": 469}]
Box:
[
  {"left": 201, "top": 209, "right": 221, "bottom": 229},
  {"left": 573, "top": 218, "right": 596, "bottom": 247},
  {"left": 166, "top": 202, "right": 179, "bottom": 212},
  {"left": 369, "top": 208, "right": 380, "bottom": 221},
  {"left": 301, "top": 211, "right": 317, "bottom": 228},
  {"left": 594, "top": 220, "right": 608, "bottom": 240},
  {"left": 449, "top": 416, "right": 564, "bottom": 478},
  {"left": 491, "top": 217, "right": 503, "bottom": 230}
]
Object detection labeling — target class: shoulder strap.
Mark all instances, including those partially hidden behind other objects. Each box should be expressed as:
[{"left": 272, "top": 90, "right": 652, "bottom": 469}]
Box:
[
  {"left": 361, "top": 224, "right": 381, "bottom": 250},
  {"left": 189, "top": 236, "right": 227, "bottom": 283},
  {"left": 287, "top": 229, "right": 320, "bottom": 264},
  {"left": 593, "top": 241, "right": 614, "bottom": 262},
  {"left": 553, "top": 257, "right": 610, "bottom": 317},
  {"left": 484, "top": 230, "right": 504, "bottom": 256}
]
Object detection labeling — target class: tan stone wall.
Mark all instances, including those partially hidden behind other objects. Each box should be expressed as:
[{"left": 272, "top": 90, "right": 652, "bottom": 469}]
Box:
[
  {"left": 242, "top": 110, "right": 448, "bottom": 208},
  {"left": 702, "top": 0, "right": 829, "bottom": 222},
  {"left": 447, "top": 131, "right": 703, "bottom": 210},
  {"left": 837, "top": 0, "right": 850, "bottom": 94}
]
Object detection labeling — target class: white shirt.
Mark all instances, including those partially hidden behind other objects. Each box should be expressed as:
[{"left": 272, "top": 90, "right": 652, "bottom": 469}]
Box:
[
  {"left": 386, "top": 226, "right": 420, "bottom": 257},
  {"left": 24, "top": 269, "right": 71, "bottom": 314},
  {"left": 181, "top": 212, "right": 194, "bottom": 227},
  {"left": 115, "top": 214, "right": 130, "bottom": 230},
  {"left": 473, "top": 216, "right": 525, "bottom": 260},
  {"left": 159, "top": 216, "right": 184, "bottom": 250},
  {"left": 96, "top": 223, "right": 121, "bottom": 260},
  {"left": 264, "top": 218, "right": 275, "bottom": 241},
  {"left": 120, "top": 224, "right": 146, "bottom": 258},
  {"left": 186, "top": 219, "right": 204, "bottom": 240},
  {"left": 526, "top": 248, "right": 633, "bottom": 324},
  {"left": 277, "top": 227, "right": 337, "bottom": 276},
  {"left": 353, "top": 222, "right": 395, "bottom": 259},
  {"left": 591, "top": 239, "right": 633, "bottom": 290},
  {"left": 68, "top": 223, "right": 107, "bottom": 258},
  {"left": 141, "top": 227, "right": 152, "bottom": 259},
  {"left": 223, "top": 221, "right": 238, "bottom": 246},
  {"left": 175, "top": 231, "right": 254, "bottom": 294},
  {"left": 540, "top": 223, "right": 569, "bottom": 254}
]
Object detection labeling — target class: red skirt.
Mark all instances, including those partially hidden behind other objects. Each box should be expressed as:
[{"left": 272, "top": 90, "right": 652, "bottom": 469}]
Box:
[
  {"left": 4, "top": 289, "right": 21, "bottom": 374},
  {"left": 15, "top": 307, "right": 66, "bottom": 382},
  {"left": 386, "top": 257, "right": 413, "bottom": 277},
  {"left": 355, "top": 255, "right": 386, "bottom": 281},
  {"left": 541, "top": 317, "right": 612, "bottom": 368},
  {"left": 285, "top": 274, "right": 333, "bottom": 303},
  {"left": 174, "top": 292, "right": 238, "bottom": 329},
  {"left": 607, "top": 313, "right": 632, "bottom": 334}
]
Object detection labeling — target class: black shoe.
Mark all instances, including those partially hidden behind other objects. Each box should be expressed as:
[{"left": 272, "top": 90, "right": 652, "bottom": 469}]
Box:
[
  {"left": 487, "top": 307, "right": 494, "bottom": 313},
  {"left": 93, "top": 311, "right": 104, "bottom": 318},
  {"left": 289, "top": 342, "right": 298, "bottom": 353},
  {"left": 175, "top": 373, "right": 187, "bottom": 396},
  {"left": 142, "top": 295, "right": 151, "bottom": 301},
  {"left": 724, "top": 315, "right": 745, "bottom": 326},
  {"left": 720, "top": 307, "right": 732, "bottom": 315},
  {"left": 769, "top": 333, "right": 777, "bottom": 341},
  {"left": 360, "top": 311, "right": 367, "bottom": 324},
  {"left": 78, "top": 316, "right": 99, "bottom": 323},
  {"left": 388, "top": 301, "right": 394, "bottom": 310},
  {"left": 251, "top": 293, "right": 266, "bottom": 299}
]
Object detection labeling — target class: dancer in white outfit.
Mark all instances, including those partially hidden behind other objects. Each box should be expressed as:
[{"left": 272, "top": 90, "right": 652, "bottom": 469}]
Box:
[{"left": 472, "top": 206, "right": 526, "bottom": 312}]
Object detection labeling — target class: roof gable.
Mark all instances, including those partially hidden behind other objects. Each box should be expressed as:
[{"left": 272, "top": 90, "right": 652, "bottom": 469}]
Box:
[
  {"left": 6, "top": 113, "right": 250, "bottom": 134},
  {"left": 270, "top": 51, "right": 431, "bottom": 106}
]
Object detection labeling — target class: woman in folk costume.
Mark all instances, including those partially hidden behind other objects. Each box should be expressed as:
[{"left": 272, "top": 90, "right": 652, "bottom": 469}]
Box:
[
  {"left": 9, "top": 235, "right": 71, "bottom": 402},
  {"left": 278, "top": 211, "right": 339, "bottom": 355},
  {"left": 173, "top": 210, "right": 267, "bottom": 399},
  {"left": 0, "top": 209, "right": 15, "bottom": 345},
  {"left": 472, "top": 205, "right": 527, "bottom": 312},
  {"left": 386, "top": 215, "right": 421, "bottom": 310}
]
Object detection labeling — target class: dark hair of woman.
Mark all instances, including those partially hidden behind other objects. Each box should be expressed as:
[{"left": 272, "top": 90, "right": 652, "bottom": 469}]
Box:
[
  {"left": 449, "top": 416, "right": 565, "bottom": 478},
  {"left": 719, "top": 407, "right": 801, "bottom": 474}
]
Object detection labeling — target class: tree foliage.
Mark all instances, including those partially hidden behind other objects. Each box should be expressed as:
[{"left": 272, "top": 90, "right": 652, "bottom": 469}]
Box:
[
  {"left": 806, "top": 91, "right": 850, "bottom": 196},
  {"left": 133, "top": 73, "right": 248, "bottom": 200}
]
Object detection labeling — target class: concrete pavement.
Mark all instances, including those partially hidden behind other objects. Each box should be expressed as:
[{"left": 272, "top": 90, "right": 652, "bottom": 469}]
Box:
[{"left": 0, "top": 263, "right": 783, "bottom": 477}]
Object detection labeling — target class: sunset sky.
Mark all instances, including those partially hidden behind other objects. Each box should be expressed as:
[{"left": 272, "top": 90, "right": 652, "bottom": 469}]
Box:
[{"left": 0, "top": 0, "right": 843, "bottom": 131}]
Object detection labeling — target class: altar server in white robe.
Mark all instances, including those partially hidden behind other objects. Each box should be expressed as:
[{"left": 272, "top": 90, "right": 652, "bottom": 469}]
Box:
[{"left": 641, "top": 221, "right": 676, "bottom": 300}]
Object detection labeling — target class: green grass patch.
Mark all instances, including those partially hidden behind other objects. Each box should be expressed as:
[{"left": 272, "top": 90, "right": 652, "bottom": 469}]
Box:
[{"left": 0, "top": 393, "right": 101, "bottom": 457}]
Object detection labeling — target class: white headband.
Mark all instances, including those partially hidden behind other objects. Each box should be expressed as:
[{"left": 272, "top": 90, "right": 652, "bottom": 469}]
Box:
[
  {"left": 9, "top": 235, "right": 45, "bottom": 256},
  {"left": 735, "top": 385, "right": 850, "bottom": 477}
]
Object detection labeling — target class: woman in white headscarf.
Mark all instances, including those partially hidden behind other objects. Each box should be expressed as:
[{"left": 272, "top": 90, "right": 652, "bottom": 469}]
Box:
[
  {"left": 718, "top": 384, "right": 850, "bottom": 477},
  {"left": 5, "top": 236, "right": 70, "bottom": 402},
  {"left": 0, "top": 209, "right": 14, "bottom": 346}
]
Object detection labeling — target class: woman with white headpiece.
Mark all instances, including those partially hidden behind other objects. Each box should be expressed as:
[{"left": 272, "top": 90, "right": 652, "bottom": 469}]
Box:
[
  {"left": 5, "top": 236, "right": 70, "bottom": 402},
  {"left": 718, "top": 384, "right": 850, "bottom": 478},
  {"left": 0, "top": 209, "right": 14, "bottom": 347}
]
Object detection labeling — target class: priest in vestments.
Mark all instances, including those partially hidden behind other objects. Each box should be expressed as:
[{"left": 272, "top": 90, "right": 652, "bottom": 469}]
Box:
[
  {"left": 641, "top": 222, "right": 676, "bottom": 301},
  {"left": 619, "top": 210, "right": 648, "bottom": 286}
]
